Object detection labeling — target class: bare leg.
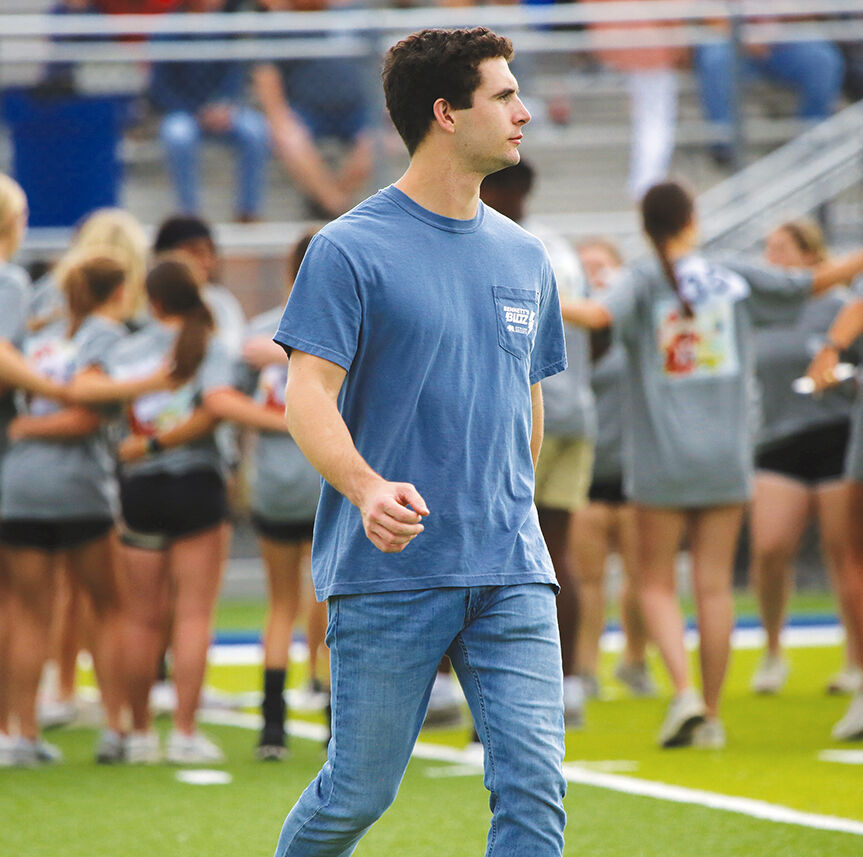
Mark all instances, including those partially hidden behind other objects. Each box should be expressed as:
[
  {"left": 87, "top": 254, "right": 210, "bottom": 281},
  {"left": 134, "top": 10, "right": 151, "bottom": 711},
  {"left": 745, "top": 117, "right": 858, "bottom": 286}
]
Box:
[
  {"left": 169, "top": 526, "right": 224, "bottom": 735},
  {"left": 689, "top": 504, "right": 744, "bottom": 719},
  {"left": 839, "top": 483, "right": 863, "bottom": 669},
  {"left": 636, "top": 505, "right": 689, "bottom": 694},
  {"left": 67, "top": 535, "right": 126, "bottom": 734},
  {"left": 571, "top": 502, "right": 611, "bottom": 676},
  {"left": 121, "top": 544, "right": 170, "bottom": 733},
  {"left": 749, "top": 473, "right": 809, "bottom": 657},
  {"left": 7, "top": 548, "right": 55, "bottom": 739},
  {"left": 617, "top": 503, "right": 649, "bottom": 664},
  {"left": 537, "top": 506, "right": 579, "bottom": 676},
  {"left": 0, "top": 551, "right": 11, "bottom": 734},
  {"left": 260, "top": 536, "right": 306, "bottom": 671},
  {"left": 336, "top": 133, "right": 374, "bottom": 197},
  {"left": 816, "top": 480, "right": 861, "bottom": 668}
]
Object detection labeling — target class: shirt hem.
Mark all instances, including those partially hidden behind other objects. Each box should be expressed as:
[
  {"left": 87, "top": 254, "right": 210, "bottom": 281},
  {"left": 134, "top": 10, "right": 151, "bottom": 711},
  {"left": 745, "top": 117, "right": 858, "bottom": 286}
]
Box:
[{"left": 314, "top": 571, "right": 559, "bottom": 601}]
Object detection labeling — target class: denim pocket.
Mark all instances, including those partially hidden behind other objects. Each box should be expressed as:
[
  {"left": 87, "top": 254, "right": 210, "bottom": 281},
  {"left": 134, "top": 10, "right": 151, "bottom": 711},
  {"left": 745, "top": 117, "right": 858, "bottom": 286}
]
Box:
[{"left": 493, "top": 286, "right": 539, "bottom": 360}]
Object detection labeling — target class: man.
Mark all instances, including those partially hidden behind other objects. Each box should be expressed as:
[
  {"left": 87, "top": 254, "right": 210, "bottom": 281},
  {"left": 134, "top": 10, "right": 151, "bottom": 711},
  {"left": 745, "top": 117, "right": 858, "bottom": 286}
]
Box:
[
  {"left": 273, "top": 27, "right": 568, "bottom": 856},
  {"left": 481, "top": 160, "right": 595, "bottom": 722}
]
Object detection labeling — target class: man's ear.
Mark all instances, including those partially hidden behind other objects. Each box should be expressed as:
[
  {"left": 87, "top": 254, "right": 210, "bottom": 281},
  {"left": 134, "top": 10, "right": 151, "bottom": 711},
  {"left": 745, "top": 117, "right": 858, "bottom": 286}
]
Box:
[{"left": 431, "top": 97, "right": 457, "bottom": 135}]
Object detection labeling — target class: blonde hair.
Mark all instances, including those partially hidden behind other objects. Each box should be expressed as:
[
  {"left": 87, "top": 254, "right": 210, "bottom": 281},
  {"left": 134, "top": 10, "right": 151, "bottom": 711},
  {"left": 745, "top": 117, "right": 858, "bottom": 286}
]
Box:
[
  {"left": 0, "top": 174, "right": 27, "bottom": 260},
  {"left": 775, "top": 218, "right": 828, "bottom": 265},
  {"left": 54, "top": 208, "right": 149, "bottom": 320}
]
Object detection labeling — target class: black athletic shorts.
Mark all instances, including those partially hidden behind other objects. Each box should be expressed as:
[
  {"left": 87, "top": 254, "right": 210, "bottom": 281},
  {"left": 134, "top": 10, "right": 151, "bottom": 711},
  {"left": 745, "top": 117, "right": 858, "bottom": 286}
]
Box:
[
  {"left": 0, "top": 518, "right": 113, "bottom": 552},
  {"left": 119, "top": 469, "right": 227, "bottom": 549},
  {"left": 587, "top": 477, "right": 627, "bottom": 505},
  {"left": 252, "top": 515, "right": 315, "bottom": 544},
  {"left": 755, "top": 421, "right": 850, "bottom": 486}
]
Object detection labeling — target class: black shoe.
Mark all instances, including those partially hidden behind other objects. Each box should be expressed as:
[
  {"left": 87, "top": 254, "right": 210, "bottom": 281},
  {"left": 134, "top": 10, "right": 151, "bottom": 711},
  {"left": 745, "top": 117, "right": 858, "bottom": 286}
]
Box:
[{"left": 256, "top": 724, "right": 288, "bottom": 762}]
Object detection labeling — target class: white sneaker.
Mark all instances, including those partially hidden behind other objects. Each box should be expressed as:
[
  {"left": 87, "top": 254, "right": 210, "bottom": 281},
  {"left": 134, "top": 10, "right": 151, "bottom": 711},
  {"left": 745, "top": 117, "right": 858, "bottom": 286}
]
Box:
[
  {"left": 126, "top": 731, "right": 161, "bottom": 764},
  {"left": 95, "top": 729, "right": 126, "bottom": 764},
  {"left": 751, "top": 654, "right": 789, "bottom": 695},
  {"left": 562, "top": 676, "right": 585, "bottom": 728},
  {"left": 658, "top": 689, "right": 706, "bottom": 748},
  {"left": 150, "top": 682, "right": 177, "bottom": 715},
  {"left": 423, "top": 673, "right": 463, "bottom": 728},
  {"left": 692, "top": 718, "right": 726, "bottom": 749},
  {"left": 826, "top": 665, "right": 863, "bottom": 696},
  {"left": 614, "top": 661, "right": 658, "bottom": 697},
  {"left": 38, "top": 699, "right": 78, "bottom": 729},
  {"left": 0, "top": 733, "right": 15, "bottom": 767},
  {"left": 166, "top": 730, "right": 225, "bottom": 765},
  {"left": 832, "top": 693, "right": 863, "bottom": 742},
  {"left": 12, "top": 737, "right": 63, "bottom": 766}
]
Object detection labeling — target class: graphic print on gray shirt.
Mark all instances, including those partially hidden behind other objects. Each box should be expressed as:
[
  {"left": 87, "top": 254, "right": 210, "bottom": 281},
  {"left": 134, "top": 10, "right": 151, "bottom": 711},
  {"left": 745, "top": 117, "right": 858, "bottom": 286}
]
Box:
[
  {"left": 1, "top": 315, "right": 126, "bottom": 521},
  {"left": 599, "top": 254, "right": 813, "bottom": 507}
]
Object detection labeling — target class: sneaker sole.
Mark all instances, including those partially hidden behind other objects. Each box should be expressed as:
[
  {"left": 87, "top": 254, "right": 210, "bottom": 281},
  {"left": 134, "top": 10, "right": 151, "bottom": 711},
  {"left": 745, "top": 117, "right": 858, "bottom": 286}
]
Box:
[{"left": 661, "top": 713, "right": 706, "bottom": 748}]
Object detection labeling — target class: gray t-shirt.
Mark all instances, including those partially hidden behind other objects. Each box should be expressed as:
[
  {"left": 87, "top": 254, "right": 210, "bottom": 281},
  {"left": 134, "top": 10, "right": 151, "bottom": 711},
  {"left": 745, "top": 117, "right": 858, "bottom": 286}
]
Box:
[
  {"left": 529, "top": 223, "right": 596, "bottom": 440},
  {"left": 1, "top": 315, "right": 126, "bottom": 520},
  {"left": 599, "top": 254, "right": 813, "bottom": 507},
  {"left": 238, "top": 308, "right": 320, "bottom": 523},
  {"left": 104, "top": 321, "right": 233, "bottom": 478},
  {"left": 0, "top": 262, "right": 31, "bottom": 478},
  {"left": 591, "top": 339, "right": 628, "bottom": 483},
  {"left": 28, "top": 272, "right": 64, "bottom": 326},
  {"left": 755, "top": 288, "right": 854, "bottom": 450}
]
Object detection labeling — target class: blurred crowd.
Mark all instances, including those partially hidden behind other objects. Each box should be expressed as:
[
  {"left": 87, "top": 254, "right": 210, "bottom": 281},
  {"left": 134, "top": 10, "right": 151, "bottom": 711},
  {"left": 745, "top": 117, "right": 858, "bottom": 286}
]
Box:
[{"left": 12, "top": 1, "right": 859, "bottom": 222}]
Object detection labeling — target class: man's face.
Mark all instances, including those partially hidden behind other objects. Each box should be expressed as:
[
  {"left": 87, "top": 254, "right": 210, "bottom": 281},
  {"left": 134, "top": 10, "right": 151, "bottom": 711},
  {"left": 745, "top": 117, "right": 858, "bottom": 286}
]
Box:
[{"left": 452, "top": 57, "right": 530, "bottom": 175}]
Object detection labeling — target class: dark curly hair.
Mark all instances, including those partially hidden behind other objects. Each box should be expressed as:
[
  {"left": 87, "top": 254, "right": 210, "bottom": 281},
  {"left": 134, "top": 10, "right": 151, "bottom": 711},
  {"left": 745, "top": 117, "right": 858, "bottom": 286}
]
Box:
[{"left": 382, "top": 27, "right": 514, "bottom": 155}]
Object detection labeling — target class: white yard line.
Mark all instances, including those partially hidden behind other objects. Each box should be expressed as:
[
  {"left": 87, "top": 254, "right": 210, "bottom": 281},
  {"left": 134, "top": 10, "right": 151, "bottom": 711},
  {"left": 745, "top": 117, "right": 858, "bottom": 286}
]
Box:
[
  {"left": 200, "top": 709, "right": 863, "bottom": 838},
  {"left": 208, "top": 624, "right": 843, "bottom": 667}
]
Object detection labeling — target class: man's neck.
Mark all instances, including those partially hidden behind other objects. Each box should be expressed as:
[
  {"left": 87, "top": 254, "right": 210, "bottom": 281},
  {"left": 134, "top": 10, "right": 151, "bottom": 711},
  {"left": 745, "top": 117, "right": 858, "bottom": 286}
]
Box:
[{"left": 393, "top": 150, "right": 483, "bottom": 221}]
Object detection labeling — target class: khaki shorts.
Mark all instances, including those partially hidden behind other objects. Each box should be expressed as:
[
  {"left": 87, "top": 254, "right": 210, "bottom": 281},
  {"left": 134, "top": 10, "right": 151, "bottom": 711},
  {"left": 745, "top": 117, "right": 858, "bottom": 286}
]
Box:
[{"left": 534, "top": 436, "right": 595, "bottom": 512}]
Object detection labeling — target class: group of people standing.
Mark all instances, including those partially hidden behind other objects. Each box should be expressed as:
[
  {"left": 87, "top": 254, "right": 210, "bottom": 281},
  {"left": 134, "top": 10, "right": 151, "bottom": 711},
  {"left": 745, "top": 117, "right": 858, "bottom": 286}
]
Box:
[{"left": 0, "top": 176, "right": 326, "bottom": 766}]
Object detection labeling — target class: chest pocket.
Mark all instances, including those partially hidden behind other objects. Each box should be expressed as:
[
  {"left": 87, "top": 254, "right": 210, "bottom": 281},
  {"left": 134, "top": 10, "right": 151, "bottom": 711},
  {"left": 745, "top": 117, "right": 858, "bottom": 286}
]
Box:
[{"left": 493, "top": 286, "right": 539, "bottom": 360}]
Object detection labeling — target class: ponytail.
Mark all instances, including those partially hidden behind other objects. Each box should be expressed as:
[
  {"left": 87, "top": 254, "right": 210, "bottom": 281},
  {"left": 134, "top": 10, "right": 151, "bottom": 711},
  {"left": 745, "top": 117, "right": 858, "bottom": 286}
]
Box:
[
  {"left": 145, "top": 259, "right": 214, "bottom": 383},
  {"left": 61, "top": 255, "right": 126, "bottom": 336},
  {"left": 641, "top": 181, "right": 695, "bottom": 319}
]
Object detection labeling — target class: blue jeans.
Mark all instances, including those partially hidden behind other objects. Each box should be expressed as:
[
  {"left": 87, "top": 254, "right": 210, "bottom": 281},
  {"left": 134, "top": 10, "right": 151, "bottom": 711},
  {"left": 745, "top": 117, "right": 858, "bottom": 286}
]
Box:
[
  {"left": 695, "top": 40, "right": 845, "bottom": 132},
  {"left": 159, "top": 106, "right": 270, "bottom": 217},
  {"left": 274, "top": 584, "right": 566, "bottom": 857}
]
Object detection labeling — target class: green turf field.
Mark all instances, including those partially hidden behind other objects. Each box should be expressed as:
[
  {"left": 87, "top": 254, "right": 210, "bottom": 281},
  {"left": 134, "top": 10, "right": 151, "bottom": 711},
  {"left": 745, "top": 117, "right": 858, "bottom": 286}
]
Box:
[{"left": 2, "top": 596, "right": 862, "bottom": 857}]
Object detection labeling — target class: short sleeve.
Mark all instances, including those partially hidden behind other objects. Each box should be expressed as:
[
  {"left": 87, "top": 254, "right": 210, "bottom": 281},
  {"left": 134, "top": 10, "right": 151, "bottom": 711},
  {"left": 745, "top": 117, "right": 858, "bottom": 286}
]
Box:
[
  {"left": 0, "top": 272, "right": 29, "bottom": 345},
  {"left": 529, "top": 260, "right": 567, "bottom": 385},
  {"left": 721, "top": 258, "right": 813, "bottom": 327},
  {"left": 273, "top": 234, "right": 362, "bottom": 372},
  {"left": 199, "top": 339, "right": 235, "bottom": 393},
  {"left": 596, "top": 268, "right": 641, "bottom": 342},
  {"left": 76, "top": 326, "right": 125, "bottom": 372}
]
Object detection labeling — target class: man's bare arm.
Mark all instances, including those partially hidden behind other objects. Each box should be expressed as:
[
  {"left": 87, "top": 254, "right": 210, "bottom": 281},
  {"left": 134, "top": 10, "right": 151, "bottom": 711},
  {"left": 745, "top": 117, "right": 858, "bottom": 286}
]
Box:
[
  {"left": 285, "top": 350, "right": 429, "bottom": 553},
  {"left": 530, "top": 382, "right": 544, "bottom": 469}
]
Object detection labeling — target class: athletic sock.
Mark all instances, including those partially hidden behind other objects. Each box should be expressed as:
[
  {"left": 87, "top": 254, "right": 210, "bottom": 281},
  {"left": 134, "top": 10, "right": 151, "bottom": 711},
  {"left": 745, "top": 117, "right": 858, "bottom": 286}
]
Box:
[{"left": 262, "top": 668, "right": 287, "bottom": 739}]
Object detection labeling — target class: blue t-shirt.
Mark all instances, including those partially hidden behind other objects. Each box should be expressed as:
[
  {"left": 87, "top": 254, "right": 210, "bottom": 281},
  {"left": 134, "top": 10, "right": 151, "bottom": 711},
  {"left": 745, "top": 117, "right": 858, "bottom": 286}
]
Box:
[{"left": 274, "top": 185, "right": 567, "bottom": 600}]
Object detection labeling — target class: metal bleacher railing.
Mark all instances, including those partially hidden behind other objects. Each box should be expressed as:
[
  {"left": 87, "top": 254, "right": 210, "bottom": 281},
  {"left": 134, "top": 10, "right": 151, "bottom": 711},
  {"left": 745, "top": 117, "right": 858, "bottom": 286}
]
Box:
[{"left": 1, "top": 0, "right": 862, "bottom": 262}]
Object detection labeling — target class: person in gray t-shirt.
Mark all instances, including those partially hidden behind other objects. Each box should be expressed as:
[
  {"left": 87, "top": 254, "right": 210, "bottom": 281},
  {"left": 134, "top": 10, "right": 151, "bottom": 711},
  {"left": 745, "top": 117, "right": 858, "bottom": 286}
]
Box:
[
  {"left": 748, "top": 220, "right": 860, "bottom": 698},
  {"left": 806, "top": 297, "right": 863, "bottom": 741},
  {"left": 571, "top": 238, "right": 656, "bottom": 701},
  {"left": 1, "top": 256, "right": 131, "bottom": 766},
  {"left": 480, "top": 162, "right": 594, "bottom": 726},
  {"left": 69, "top": 257, "right": 294, "bottom": 765},
  {"left": 562, "top": 180, "right": 863, "bottom": 750},
  {"left": 235, "top": 230, "right": 326, "bottom": 760}
]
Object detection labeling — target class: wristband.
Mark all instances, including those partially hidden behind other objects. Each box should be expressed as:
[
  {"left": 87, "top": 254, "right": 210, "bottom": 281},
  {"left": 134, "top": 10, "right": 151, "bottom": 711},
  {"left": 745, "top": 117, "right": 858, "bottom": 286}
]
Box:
[{"left": 146, "top": 436, "right": 164, "bottom": 456}]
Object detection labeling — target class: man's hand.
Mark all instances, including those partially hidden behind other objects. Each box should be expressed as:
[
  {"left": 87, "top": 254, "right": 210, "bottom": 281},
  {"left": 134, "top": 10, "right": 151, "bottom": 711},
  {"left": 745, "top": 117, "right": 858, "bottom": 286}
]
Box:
[
  {"left": 806, "top": 345, "right": 841, "bottom": 393},
  {"left": 358, "top": 480, "right": 429, "bottom": 554}
]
